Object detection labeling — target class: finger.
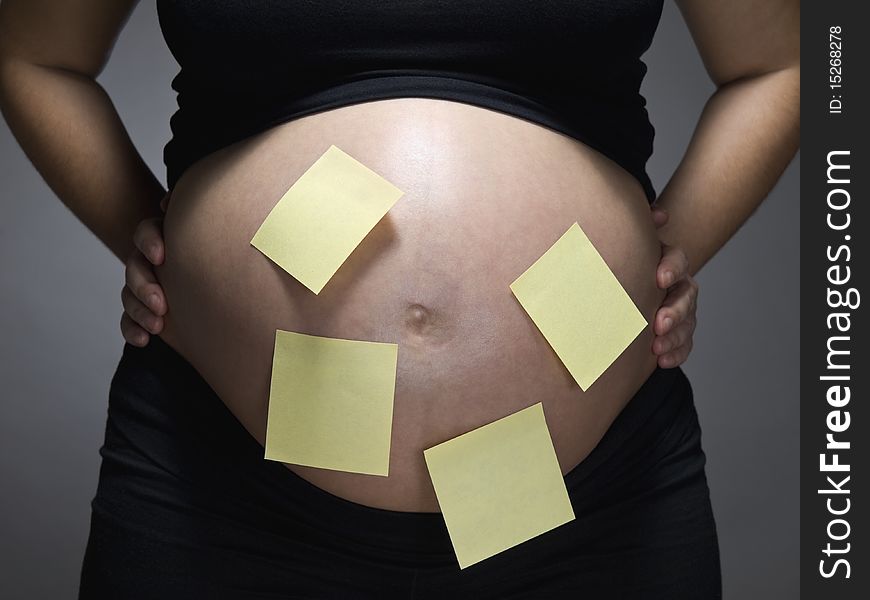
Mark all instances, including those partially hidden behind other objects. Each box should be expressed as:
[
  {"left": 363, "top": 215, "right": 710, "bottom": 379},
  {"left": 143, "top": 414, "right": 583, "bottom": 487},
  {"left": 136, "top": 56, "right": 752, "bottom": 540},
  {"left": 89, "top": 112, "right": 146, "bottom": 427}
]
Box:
[
  {"left": 651, "top": 206, "right": 669, "bottom": 228},
  {"left": 120, "top": 312, "right": 150, "bottom": 347},
  {"left": 122, "top": 285, "right": 164, "bottom": 334},
  {"left": 653, "top": 320, "right": 695, "bottom": 355},
  {"left": 658, "top": 337, "right": 693, "bottom": 369},
  {"left": 132, "top": 217, "right": 166, "bottom": 265},
  {"left": 125, "top": 252, "right": 167, "bottom": 315},
  {"left": 656, "top": 244, "right": 689, "bottom": 289},
  {"left": 655, "top": 278, "right": 698, "bottom": 335}
]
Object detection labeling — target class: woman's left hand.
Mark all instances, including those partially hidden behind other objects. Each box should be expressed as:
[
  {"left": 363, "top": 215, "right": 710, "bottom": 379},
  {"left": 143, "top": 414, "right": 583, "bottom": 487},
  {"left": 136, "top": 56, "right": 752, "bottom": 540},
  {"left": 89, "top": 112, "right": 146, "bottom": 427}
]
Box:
[{"left": 650, "top": 206, "right": 699, "bottom": 368}]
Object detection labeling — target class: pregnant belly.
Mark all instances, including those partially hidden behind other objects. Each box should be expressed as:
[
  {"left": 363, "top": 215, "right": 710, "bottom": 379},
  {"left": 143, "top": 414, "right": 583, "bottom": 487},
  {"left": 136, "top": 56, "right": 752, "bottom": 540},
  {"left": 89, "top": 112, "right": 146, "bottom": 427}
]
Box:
[{"left": 155, "top": 98, "right": 665, "bottom": 512}]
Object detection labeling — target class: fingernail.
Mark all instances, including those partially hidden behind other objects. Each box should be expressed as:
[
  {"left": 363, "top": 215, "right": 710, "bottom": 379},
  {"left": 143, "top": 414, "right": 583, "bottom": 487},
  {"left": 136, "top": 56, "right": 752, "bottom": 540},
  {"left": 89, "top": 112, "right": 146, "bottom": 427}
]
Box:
[
  {"left": 663, "top": 317, "right": 673, "bottom": 331},
  {"left": 663, "top": 271, "right": 674, "bottom": 287},
  {"left": 148, "top": 293, "right": 161, "bottom": 312},
  {"left": 148, "top": 243, "right": 161, "bottom": 263},
  {"left": 660, "top": 355, "right": 673, "bottom": 368}
]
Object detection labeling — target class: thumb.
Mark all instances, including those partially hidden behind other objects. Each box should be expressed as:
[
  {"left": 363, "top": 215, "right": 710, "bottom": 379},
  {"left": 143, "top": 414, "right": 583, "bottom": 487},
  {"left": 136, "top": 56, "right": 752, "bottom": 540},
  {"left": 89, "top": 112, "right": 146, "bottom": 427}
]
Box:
[
  {"left": 650, "top": 206, "right": 669, "bottom": 228},
  {"left": 159, "top": 190, "right": 172, "bottom": 213}
]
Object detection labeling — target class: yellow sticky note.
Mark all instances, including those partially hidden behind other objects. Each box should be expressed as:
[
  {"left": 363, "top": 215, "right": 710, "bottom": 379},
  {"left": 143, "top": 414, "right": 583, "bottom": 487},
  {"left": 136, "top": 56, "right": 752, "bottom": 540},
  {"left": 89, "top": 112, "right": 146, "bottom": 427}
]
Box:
[
  {"left": 423, "top": 403, "right": 575, "bottom": 569},
  {"left": 251, "top": 145, "right": 404, "bottom": 294},
  {"left": 264, "top": 329, "right": 398, "bottom": 476},
  {"left": 510, "top": 222, "right": 647, "bottom": 391}
]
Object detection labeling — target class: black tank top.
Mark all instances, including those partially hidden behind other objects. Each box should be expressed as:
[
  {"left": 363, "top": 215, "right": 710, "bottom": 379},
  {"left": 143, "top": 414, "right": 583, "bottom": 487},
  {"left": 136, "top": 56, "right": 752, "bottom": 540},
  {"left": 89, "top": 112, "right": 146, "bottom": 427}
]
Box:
[{"left": 156, "top": 0, "right": 664, "bottom": 202}]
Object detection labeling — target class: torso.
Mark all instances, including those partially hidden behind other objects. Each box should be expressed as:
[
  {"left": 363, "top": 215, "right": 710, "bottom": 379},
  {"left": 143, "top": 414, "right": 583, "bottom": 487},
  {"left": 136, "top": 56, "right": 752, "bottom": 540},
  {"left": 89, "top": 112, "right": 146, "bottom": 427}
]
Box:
[{"left": 155, "top": 97, "right": 665, "bottom": 512}]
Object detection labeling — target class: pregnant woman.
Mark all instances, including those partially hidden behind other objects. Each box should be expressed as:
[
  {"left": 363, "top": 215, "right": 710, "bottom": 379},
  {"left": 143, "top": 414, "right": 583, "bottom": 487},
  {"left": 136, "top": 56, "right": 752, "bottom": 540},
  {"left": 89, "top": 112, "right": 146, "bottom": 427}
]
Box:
[{"left": 0, "top": 0, "right": 799, "bottom": 598}]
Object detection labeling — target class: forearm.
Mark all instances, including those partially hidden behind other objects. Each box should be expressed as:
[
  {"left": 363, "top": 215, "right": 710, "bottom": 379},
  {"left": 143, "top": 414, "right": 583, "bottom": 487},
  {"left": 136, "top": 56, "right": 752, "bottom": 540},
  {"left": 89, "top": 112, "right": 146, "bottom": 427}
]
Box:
[
  {"left": 0, "top": 57, "right": 164, "bottom": 262},
  {"left": 654, "top": 65, "right": 800, "bottom": 275}
]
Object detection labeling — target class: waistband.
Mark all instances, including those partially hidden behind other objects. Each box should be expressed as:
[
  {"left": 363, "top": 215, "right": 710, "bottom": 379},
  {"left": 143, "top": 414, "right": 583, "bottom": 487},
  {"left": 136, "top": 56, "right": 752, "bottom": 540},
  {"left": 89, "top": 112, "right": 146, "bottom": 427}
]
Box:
[{"left": 101, "top": 334, "right": 694, "bottom": 565}]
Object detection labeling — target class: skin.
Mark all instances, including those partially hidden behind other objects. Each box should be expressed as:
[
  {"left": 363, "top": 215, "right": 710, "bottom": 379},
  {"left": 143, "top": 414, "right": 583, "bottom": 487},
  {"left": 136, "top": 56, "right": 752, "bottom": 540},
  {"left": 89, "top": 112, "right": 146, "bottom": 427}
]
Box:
[
  {"left": 1, "top": 0, "right": 798, "bottom": 509},
  {"left": 658, "top": 0, "right": 800, "bottom": 273},
  {"left": 122, "top": 197, "right": 696, "bottom": 367},
  {"left": 141, "top": 106, "right": 676, "bottom": 509},
  {"left": 0, "top": 0, "right": 799, "bottom": 371}
]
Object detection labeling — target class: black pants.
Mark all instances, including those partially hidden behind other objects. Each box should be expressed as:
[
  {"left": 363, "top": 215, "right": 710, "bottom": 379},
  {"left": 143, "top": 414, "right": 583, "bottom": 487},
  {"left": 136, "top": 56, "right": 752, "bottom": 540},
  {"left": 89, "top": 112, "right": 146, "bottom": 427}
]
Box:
[{"left": 79, "top": 336, "right": 721, "bottom": 599}]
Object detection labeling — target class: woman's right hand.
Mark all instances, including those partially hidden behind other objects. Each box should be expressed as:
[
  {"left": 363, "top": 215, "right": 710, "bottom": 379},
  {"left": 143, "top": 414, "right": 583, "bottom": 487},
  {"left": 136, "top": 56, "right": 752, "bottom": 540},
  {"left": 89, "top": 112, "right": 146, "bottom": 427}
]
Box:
[{"left": 120, "top": 193, "right": 170, "bottom": 347}]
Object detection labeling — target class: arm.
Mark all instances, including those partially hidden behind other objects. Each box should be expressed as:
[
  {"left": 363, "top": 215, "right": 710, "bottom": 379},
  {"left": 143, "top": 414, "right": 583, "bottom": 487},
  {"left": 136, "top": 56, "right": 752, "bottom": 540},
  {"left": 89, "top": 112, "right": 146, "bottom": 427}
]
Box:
[
  {"left": 0, "top": 0, "right": 166, "bottom": 262},
  {"left": 657, "top": 0, "right": 800, "bottom": 275}
]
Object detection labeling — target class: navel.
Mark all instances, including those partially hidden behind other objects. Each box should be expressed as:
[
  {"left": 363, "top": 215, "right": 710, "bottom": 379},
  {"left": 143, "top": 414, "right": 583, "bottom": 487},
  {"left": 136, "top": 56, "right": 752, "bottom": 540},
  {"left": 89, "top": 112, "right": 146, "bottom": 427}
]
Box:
[{"left": 403, "top": 302, "right": 449, "bottom": 346}]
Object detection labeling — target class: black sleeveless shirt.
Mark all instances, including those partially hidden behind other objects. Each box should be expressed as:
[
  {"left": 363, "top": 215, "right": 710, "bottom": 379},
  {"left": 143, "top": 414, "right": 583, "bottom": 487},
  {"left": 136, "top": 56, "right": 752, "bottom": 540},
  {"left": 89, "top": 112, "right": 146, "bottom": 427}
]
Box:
[{"left": 156, "top": 0, "right": 664, "bottom": 202}]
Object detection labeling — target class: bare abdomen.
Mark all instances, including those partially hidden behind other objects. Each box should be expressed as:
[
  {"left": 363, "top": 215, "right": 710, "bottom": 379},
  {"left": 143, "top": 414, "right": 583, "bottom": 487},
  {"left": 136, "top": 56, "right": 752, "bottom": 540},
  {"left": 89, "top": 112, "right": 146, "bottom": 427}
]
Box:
[{"left": 155, "top": 98, "right": 665, "bottom": 512}]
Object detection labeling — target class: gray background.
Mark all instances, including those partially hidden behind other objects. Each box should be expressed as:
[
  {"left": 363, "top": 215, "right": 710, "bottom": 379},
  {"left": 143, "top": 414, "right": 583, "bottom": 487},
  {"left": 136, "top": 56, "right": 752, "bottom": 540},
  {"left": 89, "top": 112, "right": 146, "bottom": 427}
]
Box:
[{"left": 0, "top": 2, "right": 799, "bottom": 598}]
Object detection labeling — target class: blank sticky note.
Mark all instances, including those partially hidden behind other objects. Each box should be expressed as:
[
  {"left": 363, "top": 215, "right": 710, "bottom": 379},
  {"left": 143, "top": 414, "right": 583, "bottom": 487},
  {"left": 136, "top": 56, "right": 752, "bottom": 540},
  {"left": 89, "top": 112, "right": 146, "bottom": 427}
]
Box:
[
  {"left": 251, "top": 145, "right": 404, "bottom": 294},
  {"left": 510, "top": 222, "right": 647, "bottom": 391},
  {"left": 423, "top": 403, "right": 575, "bottom": 569},
  {"left": 264, "top": 329, "right": 398, "bottom": 476}
]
